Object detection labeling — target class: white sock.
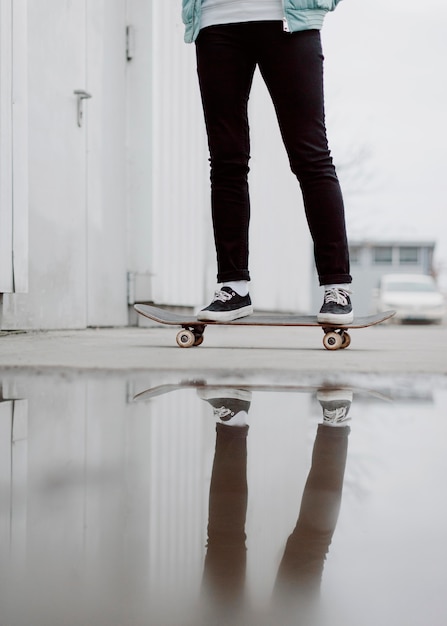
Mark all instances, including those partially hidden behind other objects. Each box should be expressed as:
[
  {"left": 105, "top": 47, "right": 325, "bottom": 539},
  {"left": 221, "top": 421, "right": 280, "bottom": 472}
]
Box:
[
  {"left": 323, "top": 283, "right": 351, "bottom": 292},
  {"left": 222, "top": 281, "right": 249, "bottom": 297}
]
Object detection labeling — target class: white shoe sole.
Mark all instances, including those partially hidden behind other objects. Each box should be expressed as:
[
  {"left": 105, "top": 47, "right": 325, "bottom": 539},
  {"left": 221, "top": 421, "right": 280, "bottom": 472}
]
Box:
[
  {"left": 317, "top": 312, "right": 354, "bottom": 325},
  {"left": 197, "top": 388, "right": 252, "bottom": 402},
  {"left": 317, "top": 389, "right": 353, "bottom": 402},
  {"left": 197, "top": 305, "right": 254, "bottom": 322}
]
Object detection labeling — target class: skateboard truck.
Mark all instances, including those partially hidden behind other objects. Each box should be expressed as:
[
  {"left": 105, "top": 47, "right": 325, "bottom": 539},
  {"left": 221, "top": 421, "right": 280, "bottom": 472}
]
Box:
[
  {"left": 321, "top": 327, "right": 351, "bottom": 350},
  {"left": 177, "top": 325, "right": 206, "bottom": 348}
]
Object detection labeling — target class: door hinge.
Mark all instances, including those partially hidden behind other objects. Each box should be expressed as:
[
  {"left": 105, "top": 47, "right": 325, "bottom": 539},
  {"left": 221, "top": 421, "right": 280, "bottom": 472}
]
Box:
[{"left": 126, "top": 25, "right": 135, "bottom": 61}]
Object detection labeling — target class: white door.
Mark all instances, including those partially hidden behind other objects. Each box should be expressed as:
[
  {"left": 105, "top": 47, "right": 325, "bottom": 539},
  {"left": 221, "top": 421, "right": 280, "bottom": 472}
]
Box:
[
  {"left": 0, "top": 0, "right": 128, "bottom": 330},
  {"left": 1, "top": 0, "right": 89, "bottom": 329}
]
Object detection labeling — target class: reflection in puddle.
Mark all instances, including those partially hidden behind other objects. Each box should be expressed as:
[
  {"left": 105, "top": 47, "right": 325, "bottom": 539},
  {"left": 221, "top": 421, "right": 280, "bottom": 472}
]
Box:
[
  {"left": 0, "top": 374, "right": 446, "bottom": 625},
  {"left": 197, "top": 386, "right": 350, "bottom": 626}
]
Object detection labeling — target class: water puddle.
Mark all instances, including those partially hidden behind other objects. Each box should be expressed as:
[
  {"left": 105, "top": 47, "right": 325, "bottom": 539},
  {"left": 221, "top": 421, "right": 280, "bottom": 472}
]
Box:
[{"left": 0, "top": 371, "right": 446, "bottom": 625}]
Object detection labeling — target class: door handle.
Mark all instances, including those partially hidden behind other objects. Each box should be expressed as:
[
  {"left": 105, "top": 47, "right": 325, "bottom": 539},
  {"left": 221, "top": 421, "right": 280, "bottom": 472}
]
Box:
[{"left": 74, "top": 90, "right": 92, "bottom": 127}]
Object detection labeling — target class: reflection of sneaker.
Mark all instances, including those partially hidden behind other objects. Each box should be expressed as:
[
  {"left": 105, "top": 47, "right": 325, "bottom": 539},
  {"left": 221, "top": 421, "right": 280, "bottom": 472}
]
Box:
[
  {"left": 317, "top": 388, "right": 353, "bottom": 427},
  {"left": 197, "top": 388, "right": 251, "bottom": 423},
  {"left": 317, "top": 288, "right": 354, "bottom": 324},
  {"left": 197, "top": 287, "right": 253, "bottom": 322}
]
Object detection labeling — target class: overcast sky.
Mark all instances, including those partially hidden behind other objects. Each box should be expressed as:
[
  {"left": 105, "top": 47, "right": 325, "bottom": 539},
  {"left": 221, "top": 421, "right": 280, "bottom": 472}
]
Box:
[{"left": 321, "top": 0, "right": 447, "bottom": 285}]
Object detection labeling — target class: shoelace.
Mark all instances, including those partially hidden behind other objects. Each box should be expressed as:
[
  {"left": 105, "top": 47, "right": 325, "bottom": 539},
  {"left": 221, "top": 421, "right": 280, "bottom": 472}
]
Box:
[
  {"left": 324, "top": 288, "right": 351, "bottom": 306},
  {"left": 213, "top": 406, "right": 234, "bottom": 420},
  {"left": 323, "top": 407, "right": 350, "bottom": 423},
  {"left": 212, "top": 289, "right": 234, "bottom": 303}
]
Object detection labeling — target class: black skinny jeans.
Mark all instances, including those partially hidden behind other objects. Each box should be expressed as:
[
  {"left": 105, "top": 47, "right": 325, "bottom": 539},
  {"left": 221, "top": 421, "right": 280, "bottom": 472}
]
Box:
[{"left": 195, "top": 22, "right": 351, "bottom": 286}]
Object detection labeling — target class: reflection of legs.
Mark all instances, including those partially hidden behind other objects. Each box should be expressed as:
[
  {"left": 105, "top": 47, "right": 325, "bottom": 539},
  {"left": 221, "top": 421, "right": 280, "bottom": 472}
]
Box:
[
  {"left": 201, "top": 423, "right": 249, "bottom": 619},
  {"left": 273, "top": 423, "right": 350, "bottom": 619}
]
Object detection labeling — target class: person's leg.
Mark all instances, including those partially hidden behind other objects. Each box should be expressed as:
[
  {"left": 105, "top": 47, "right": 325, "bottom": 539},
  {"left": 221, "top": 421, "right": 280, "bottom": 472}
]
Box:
[
  {"left": 257, "top": 25, "right": 353, "bottom": 321},
  {"left": 258, "top": 26, "right": 350, "bottom": 285},
  {"left": 195, "top": 24, "right": 257, "bottom": 284}
]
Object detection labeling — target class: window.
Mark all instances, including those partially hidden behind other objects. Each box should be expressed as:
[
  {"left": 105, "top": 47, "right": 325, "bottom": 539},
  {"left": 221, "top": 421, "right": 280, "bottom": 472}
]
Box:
[
  {"left": 349, "top": 246, "right": 361, "bottom": 265},
  {"left": 373, "top": 246, "right": 393, "bottom": 264},
  {"left": 399, "top": 247, "right": 419, "bottom": 265}
]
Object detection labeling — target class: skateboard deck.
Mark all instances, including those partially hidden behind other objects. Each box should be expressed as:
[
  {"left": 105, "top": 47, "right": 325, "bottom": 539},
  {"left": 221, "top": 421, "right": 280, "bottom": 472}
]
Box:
[{"left": 134, "top": 304, "right": 395, "bottom": 350}]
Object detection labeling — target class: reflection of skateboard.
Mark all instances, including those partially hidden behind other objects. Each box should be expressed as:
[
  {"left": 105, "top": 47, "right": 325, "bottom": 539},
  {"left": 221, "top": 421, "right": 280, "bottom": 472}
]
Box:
[
  {"left": 133, "top": 380, "right": 391, "bottom": 402},
  {"left": 134, "top": 304, "right": 395, "bottom": 350}
]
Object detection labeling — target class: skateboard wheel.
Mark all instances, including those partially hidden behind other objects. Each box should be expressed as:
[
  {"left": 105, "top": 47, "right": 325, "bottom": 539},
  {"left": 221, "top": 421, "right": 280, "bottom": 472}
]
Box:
[
  {"left": 193, "top": 334, "right": 204, "bottom": 347},
  {"left": 340, "top": 331, "right": 351, "bottom": 349},
  {"left": 176, "top": 329, "right": 195, "bottom": 348},
  {"left": 323, "top": 331, "right": 343, "bottom": 350}
]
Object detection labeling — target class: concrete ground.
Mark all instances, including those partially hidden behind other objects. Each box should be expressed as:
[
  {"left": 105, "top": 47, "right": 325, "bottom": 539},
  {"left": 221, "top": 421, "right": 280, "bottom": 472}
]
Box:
[{"left": 1, "top": 322, "right": 446, "bottom": 377}]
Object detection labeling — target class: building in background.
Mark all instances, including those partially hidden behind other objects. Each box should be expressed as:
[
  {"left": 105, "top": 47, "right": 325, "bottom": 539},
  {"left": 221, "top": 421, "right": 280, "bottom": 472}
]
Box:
[{"left": 312, "top": 239, "right": 436, "bottom": 316}]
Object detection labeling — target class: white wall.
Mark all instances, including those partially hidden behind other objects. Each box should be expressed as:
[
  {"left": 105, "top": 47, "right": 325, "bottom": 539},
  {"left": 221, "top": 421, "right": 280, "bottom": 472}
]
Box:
[
  {"left": 0, "top": 0, "right": 313, "bottom": 331},
  {"left": 126, "top": 0, "right": 211, "bottom": 309},
  {"left": 148, "top": 2, "right": 210, "bottom": 307},
  {"left": 0, "top": 0, "right": 28, "bottom": 296}
]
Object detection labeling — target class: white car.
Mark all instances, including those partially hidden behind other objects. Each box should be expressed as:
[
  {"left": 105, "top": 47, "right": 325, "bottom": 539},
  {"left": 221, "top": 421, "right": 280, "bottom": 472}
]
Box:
[{"left": 374, "top": 274, "right": 446, "bottom": 323}]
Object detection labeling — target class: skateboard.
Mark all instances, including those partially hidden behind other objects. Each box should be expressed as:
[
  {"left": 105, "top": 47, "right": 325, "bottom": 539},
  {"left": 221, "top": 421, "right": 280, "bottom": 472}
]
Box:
[{"left": 134, "top": 304, "right": 395, "bottom": 350}]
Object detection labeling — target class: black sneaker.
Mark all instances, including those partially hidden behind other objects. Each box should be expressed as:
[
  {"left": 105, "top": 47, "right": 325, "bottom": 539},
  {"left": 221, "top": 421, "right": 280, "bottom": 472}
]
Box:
[
  {"left": 317, "top": 287, "right": 354, "bottom": 324},
  {"left": 317, "top": 388, "right": 352, "bottom": 427},
  {"left": 197, "top": 286, "right": 253, "bottom": 322},
  {"left": 197, "top": 388, "right": 252, "bottom": 422}
]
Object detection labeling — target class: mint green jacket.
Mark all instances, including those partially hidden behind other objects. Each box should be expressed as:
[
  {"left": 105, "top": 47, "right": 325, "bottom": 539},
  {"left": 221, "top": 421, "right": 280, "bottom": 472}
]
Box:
[{"left": 182, "top": 0, "right": 342, "bottom": 43}]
